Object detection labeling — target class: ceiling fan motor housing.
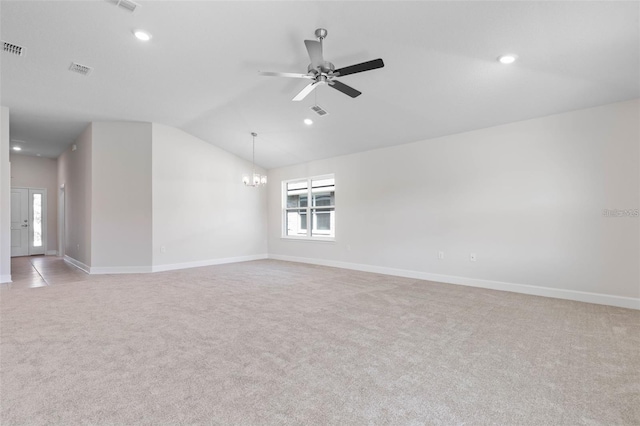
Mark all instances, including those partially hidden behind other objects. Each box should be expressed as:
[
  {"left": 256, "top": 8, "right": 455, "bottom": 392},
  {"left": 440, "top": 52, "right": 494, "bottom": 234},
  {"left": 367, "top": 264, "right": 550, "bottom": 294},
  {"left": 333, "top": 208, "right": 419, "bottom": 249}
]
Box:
[
  {"left": 308, "top": 61, "right": 335, "bottom": 75},
  {"left": 315, "top": 28, "right": 328, "bottom": 40}
]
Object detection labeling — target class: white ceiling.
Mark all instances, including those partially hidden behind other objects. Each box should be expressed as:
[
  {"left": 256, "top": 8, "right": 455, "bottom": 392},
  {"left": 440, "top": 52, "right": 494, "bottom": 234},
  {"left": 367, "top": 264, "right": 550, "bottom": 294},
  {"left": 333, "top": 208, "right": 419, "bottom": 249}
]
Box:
[{"left": 1, "top": 1, "right": 638, "bottom": 169}]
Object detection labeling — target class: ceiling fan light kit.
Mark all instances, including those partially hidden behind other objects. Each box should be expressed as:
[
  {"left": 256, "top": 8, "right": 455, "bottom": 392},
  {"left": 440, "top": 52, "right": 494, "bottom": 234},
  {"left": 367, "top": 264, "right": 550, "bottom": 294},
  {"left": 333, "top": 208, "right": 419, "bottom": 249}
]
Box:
[{"left": 260, "top": 28, "right": 385, "bottom": 102}]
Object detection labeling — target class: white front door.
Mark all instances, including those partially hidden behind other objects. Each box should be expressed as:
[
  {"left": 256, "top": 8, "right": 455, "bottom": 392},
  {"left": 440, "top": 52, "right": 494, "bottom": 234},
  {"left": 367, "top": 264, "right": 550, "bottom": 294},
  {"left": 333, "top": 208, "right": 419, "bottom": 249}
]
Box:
[
  {"left": 11, "top": 188, "right": 47, "bottom": 257},
  {"left": 11, "top": 188, "right": 29, "bottom": 256}
]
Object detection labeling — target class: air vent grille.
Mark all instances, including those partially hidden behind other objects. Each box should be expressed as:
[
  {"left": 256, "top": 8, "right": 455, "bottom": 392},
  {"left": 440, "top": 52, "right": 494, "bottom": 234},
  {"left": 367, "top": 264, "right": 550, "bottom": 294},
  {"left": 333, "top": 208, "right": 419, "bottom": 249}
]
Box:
[
  {"left": 2, "top": 40, "right": 25, "bottom": 56},
  {"left": 106, "top": 0, "right": 140, "bottom": 13},
  {"left": 310, "top": 105, "right": 329, "bottom": 116},
  {"left": 69, "top": 62, "right": 93, "bottom": 76}
]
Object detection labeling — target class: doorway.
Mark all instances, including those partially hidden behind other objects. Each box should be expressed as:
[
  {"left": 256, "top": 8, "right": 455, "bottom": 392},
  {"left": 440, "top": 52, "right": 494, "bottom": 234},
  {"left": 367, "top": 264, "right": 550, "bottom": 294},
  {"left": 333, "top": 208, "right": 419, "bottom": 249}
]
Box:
[{"left": 11, "top": 187, "right": 47, "bottom": 257}]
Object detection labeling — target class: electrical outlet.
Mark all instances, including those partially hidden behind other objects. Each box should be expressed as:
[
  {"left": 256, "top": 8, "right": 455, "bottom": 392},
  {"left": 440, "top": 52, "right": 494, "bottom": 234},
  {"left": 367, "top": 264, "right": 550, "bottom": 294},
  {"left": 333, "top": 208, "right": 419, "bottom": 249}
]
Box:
[
  {"left": 160, "top": 246, "right": 166, "bottom": 253},
  {"left": 470, "top": 253, "right": 477, "bottom": 262},
  {"left": 438, "top": 251, "right": 444, "bottom": 259}
]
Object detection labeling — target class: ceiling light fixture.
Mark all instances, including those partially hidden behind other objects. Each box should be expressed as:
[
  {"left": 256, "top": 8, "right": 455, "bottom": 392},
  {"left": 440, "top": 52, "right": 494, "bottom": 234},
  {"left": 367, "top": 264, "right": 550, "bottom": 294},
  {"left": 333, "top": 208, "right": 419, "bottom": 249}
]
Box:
[
  {"left": 133, "top": 30, "right": 152, "bottom": 41},
  {"left": 304, "top": 118, "right": 313, "bottom": 125},
  {"left": 242, "top": 132, "right": 267, "bottom": 187},
  {"left": 498, "top": 54, "right": 517, "bottom": 64},
  {"left": 12, "top": 146, "right": 21, "bottom": 151}
]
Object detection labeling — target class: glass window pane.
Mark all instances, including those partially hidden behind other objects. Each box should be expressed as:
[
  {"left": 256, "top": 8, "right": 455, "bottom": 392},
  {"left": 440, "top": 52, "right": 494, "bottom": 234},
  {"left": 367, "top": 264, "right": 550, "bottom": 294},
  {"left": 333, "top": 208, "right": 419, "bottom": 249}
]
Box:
[
  {"left": 286, "top": 209, "right": 308, "bottom": 237},
  {"left": 287, "top": 181, "right": 308, "bottom": 191},
  {"left": 33, "top": 194, "right": 42, "bottom": 247},
  {"left": 312, "top": 178, "right": 334, "bottom": 188},
  {"left": 312, "top": 191, "right": 333, "bottom": 206},
  {"left": 315, "top": 211, "right": 330, "bottom": 230},
  {"left": 312, "top": 178, "right": 334, "bottom": 207},
  {"left": 287, "top": 181, "right": 308, "bottom": 208},
  {"left": 311, "top": 208, "right": 334, "bottom": 238},
  {"left": 287, "top": 194, "right": 307, "bottom": 208}
]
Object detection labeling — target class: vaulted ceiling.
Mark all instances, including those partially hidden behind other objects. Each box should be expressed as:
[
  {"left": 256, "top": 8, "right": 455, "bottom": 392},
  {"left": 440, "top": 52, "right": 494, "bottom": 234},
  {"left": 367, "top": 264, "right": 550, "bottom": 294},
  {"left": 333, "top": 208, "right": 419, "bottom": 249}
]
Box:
[{"left": 2, "top": 1, "right": 638, "bottom": 169}]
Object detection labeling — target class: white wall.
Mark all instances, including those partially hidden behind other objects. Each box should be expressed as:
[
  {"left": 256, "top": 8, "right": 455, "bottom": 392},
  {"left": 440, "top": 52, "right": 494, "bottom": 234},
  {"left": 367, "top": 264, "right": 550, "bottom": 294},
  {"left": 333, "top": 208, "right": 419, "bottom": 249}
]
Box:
[
  {"left": 55, "top": 121, "right": 265, "bottom": 273},
  {"left": 10, "top": 154, "right": 59, "bottom": 254},
  {"left": 152, "top": 123, "right": 267, "bottom": 270},
  {"left": 58, "top": 125, "right": 92, "bottom": 268},
  {"left": 91, "top": 122, "right": 152, "bottom": 271},
  {"left": 267, "top": 99, "right": 640, "bottom": 308},
  {"left": 0, "top": 106, "right": 10, "bottom": 282}
]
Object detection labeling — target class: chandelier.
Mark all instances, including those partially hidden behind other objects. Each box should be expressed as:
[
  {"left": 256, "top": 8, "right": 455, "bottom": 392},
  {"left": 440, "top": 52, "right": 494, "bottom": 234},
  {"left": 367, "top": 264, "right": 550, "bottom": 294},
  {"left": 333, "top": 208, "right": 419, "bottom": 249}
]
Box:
[{"left": 243, "top": 132, "right": 267, "bottom": 187}]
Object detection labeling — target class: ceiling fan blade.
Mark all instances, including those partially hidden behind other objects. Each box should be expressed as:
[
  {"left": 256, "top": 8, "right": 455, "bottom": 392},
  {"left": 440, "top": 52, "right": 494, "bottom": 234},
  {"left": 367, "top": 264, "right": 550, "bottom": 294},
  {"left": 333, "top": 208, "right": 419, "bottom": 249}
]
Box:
[
  {"left": 259, "top": 71, "right": 313, "bottom": 79},
  {"left": 329, "top": 80, "right": 362, "bottom": 98},
  {"left": 292, "top": 81, "right": 320, "bottom": 101},
  {"left": 304, "top": 40, "right": 324, "bottom": 70},
  {"left": 334, "top": 58, "right": 385, "bottom": 77}
]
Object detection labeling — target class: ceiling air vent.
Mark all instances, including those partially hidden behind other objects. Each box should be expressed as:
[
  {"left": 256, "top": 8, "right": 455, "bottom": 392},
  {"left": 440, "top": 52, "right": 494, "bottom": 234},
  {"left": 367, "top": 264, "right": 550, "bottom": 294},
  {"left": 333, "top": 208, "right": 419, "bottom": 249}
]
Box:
[
  {"left": 2, "top": 40, "right": 25, "bottom": 56},
  {"left": 106, "top": 0, "right": 140, "bottom": 13},
  {"left": 310, "top": 105, "right": 329, "bottom": 117},
  {"left": 69, "top": 62, "right": 93, "bottom": 76}
]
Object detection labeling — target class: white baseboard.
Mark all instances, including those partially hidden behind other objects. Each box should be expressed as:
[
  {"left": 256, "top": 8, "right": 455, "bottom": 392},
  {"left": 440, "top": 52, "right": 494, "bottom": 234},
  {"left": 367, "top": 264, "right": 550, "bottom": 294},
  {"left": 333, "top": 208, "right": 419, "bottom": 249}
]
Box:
[
  {"left": 268, "top": 254, "right": 640, "bottom": 310},
  {"left": 151, "top": 254, "right": 268, "bottom": 273},
  {"left": 65, "top": 254, "right": 269, "bottom": 275},
  {"left": 90, "top": 265, "right": 153, "bottom": 274},
  {"left": 46, "top": 250, "right": 58, "bottom": 256},
  {"left": 0, "top": 274, "right": 12, "bottom": 284},
  {"left": 63, "top": 255, "right": 91, "bottom": 274}
]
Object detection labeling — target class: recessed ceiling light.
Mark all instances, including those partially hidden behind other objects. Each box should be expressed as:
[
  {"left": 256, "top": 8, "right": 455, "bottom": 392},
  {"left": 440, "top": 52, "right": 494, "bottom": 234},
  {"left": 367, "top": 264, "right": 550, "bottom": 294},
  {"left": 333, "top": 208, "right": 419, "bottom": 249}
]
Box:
[
  {"left": 12, "top": 146, "right": 21, "bottom": 151},
  {"left": 304, "top": 118, "right": 313, "bottom": 125},
  {"left": 498, "top": 54, "right": 517, "bottom": 64},
  {"left": 134, "top": 30, "right": 152, "bottom": 41}
]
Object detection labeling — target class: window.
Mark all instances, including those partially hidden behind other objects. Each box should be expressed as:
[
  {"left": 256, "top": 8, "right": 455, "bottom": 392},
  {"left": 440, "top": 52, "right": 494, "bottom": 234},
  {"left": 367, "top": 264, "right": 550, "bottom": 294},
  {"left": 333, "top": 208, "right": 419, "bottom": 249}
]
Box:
[
  {"left": 32, "top": 193, "right": 42, "bottom": 247},
  {"left": 283, "top": 175, "right": 335, "bottom": 239}
]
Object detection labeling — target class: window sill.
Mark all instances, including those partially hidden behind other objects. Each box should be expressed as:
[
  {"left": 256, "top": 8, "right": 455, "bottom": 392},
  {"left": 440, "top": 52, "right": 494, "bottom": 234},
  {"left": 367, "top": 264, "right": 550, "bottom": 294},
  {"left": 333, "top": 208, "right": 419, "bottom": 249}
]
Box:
[{"left": 280, "top": 236, "right": 335, "bottom": 243}]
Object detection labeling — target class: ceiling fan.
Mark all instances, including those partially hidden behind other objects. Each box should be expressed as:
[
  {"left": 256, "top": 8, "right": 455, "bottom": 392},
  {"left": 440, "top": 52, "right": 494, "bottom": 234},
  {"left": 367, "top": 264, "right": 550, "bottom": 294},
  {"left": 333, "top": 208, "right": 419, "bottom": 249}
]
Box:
[{"left": 260, "top": 28, "right": 385, "bottom": 101}]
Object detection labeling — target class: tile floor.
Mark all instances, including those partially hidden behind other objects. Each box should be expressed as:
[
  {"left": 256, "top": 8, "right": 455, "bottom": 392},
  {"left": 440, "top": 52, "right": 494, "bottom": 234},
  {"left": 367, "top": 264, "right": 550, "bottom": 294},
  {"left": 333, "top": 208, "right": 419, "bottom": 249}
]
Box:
[{"left": 2, "top": 256, "right": 89, "bottom": 289}]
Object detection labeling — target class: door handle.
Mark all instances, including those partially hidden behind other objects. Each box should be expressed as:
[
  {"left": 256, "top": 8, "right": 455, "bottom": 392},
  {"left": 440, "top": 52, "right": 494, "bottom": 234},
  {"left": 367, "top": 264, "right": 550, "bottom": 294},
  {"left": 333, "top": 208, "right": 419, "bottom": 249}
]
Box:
[{"left": 22, "top": 224, "right": 28, "bottom": 227}]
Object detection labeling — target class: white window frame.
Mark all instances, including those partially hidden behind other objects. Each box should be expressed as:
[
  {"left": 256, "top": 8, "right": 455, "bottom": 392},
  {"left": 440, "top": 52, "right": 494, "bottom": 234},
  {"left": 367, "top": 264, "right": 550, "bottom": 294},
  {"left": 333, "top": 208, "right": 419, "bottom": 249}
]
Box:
[{"left": 282, "top": 174, "right": 335, "bottom": 241}]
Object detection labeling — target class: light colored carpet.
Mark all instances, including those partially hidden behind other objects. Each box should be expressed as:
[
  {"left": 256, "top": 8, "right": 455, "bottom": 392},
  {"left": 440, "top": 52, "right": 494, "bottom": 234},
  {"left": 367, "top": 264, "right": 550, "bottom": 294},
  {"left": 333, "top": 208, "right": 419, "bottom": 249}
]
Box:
[{"left": 1, "top": 259, "right": 639, "bottom": 425}]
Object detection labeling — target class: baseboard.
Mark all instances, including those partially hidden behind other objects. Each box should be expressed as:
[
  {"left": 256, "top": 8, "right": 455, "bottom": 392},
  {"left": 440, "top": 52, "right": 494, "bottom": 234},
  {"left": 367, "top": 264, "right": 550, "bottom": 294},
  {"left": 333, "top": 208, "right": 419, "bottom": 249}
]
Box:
[
  {"left": 63, "top": 255, "right": 90, "bottom": 274},
  {"left": 0, "top": 274, "right": 12, "bottom": 284},
  {"left": 90, "top": 265, "right": 153, "bottom": 274},
  {"left": 151, "top": 254, "right": 268, "bottom": 273},
  {"left": 267, "top": 254, "right": 640, "bottom": 310},
  {"left": 46, "top": 250, "right": 58, "bottom": 256},
  {"left": 66, "top": 254, "right": 269, "bottom": 275}
]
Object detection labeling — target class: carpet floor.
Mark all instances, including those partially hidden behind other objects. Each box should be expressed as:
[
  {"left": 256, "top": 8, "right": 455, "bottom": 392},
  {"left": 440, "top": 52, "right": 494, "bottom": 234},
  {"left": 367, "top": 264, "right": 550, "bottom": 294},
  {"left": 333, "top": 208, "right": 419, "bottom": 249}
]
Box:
[{"left": 1, "top": 258, "right": 639, "bottom": 425}]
